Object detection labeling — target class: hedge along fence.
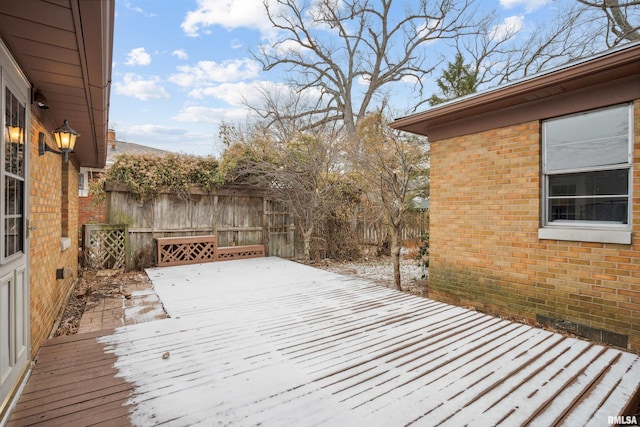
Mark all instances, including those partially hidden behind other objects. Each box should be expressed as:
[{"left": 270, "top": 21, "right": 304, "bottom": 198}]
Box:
[{"left": 104, "top": 183, "right": 295, "bottom": 268}]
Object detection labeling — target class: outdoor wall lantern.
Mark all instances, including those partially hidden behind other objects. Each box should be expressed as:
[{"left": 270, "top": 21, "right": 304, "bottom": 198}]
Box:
[
  {"left": 38, "top": 119, "right": 79, "bottom": 162},
  {"left": 5, "top": 112, "right": 23, "bottom": 144},
  {"left": 5, "top": 123, "right": 23, "bottom": 144}
]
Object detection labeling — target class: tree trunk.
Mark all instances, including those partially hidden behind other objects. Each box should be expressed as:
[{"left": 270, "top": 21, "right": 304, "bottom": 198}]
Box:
[
  {"left": 391, "top": 226, "right": 402, "bottom": 291},
  {"left": 302, "top": 227, "right": 313, "bottom": 261},
  {"left": 605, "top": 0, "right": 640, "bottom": 42}
]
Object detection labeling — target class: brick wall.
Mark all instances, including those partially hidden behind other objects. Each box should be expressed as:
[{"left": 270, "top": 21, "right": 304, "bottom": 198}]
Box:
[
  {"left": 429, "top": 100, "right": 640, "bottom": 351},
  {"left": 79, "top": 188, "right": 106, "bottom": 226},
  {"left": 29, "top": 118, "right": 79, "bottom": 356}
]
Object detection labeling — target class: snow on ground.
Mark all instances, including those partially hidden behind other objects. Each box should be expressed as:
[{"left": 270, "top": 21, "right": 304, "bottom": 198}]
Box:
[
  {"left": 318, "top": 255, "right": 427, "bottom": 292},
  {"left": 96, "top": 257, "right": 640, "bottom": 427}
]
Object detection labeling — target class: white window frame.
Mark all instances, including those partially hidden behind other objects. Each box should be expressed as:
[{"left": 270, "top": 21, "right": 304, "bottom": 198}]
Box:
[
  {"left": 538, "top": 103, "right": 633, "bottom": 244},
  {"left": 78, "top": 168, "right": 89, "bottom": 197}
]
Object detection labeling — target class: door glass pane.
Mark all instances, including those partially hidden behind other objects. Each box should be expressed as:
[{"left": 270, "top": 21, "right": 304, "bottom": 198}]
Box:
[
  {"left": 3, "top": 87, "right": 26, "bottom": 258},
  {"left": 4, "top": 88, "right": 25, "bottom": 177}
]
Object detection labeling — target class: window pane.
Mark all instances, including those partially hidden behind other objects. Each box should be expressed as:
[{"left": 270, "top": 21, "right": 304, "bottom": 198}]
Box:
[
  {"left": 3, "top": 87, "right": 26, "bottom": 259},
  {"left": 5, "top": 178, "right": 23, "bottom": 216},
  {"left": 4, "top": 217, "right": 23, "bottom": 257},
  {"left": 4, "top": 88, "right": 25, "bottom": 177},
  {"left": 549, "top": 170, "right": 628, "bottom": 197},
  {"left": 545, "top": 105, "right": 629, "bottom": 171},
  {"left": 549, "top": 197, "right": 628, "bottom": 223}
]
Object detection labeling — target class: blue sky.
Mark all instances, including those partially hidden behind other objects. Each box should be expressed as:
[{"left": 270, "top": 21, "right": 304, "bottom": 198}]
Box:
[{"left": 109, "top": 0, "right": 556, "bottom": 157}]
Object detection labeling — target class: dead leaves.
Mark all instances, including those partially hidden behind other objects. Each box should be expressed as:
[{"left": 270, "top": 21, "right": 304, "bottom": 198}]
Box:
[{"left": 54, "top": 271, "right": 152, "bottom": 337}]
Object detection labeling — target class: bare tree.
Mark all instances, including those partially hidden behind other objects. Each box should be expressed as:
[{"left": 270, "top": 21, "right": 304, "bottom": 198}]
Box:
[
  {"left": 458, "top": 0, "right": 638, "bottom": 90},
  {"left": 577, "top": 0, "right": 640, "bottom": 45},
  {"left": 353, "top": 111, "right": 429, "bottom": 290},
  {"left": 254, "top": 0, "right": 631, "bottom": 130},
  {"left": 427, "top": 2, "right": 604, "bottom": 102},
  {"left": 221, "top": 122, "right": 346, "bottom": 261},
  {"left": 255, "top": 0, "right": 482, "bottom": 137}
]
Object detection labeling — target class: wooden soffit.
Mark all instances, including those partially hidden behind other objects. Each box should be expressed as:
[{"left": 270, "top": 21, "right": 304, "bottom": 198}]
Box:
[{"left": 0, "top": 0, "right": 115, "bottom": 168}]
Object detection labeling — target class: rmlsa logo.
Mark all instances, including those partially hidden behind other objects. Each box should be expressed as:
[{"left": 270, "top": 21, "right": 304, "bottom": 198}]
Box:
[{"left": 608, "top": 415, "right": 638, "bottom": 426}]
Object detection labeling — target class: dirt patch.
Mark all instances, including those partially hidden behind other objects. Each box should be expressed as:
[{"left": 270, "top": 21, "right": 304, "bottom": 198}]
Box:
[{"left": 53, "top": 270, "right": 159, "bottom": 337}]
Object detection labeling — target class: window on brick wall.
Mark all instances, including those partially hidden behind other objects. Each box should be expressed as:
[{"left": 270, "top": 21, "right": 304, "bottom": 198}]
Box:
[
  {"left": 78, "top": 170, "right": 88, "bottom": 197},
  {"left": 539, "top": 103, "right": 633, "bottom": 244}
]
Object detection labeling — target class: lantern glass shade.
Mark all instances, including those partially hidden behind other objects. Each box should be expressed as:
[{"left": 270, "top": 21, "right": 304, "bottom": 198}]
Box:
[
  {"left": 6, "top": 125, "right": 23, "bottom": 144},
  {"left": 53, "top": 119, "right": 79, "bottom": 152}
]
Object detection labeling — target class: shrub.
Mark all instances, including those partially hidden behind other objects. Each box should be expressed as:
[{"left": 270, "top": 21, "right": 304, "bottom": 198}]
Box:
[{"left": 91, "top": 154, "right": 227, "bottom": 203}]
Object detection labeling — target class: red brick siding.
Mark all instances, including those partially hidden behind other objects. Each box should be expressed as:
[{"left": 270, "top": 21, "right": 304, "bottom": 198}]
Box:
[
  {"left": 78, "top": 172, "right": 107, "bottom": 259},
  {"left": 429, "top": 100, "right": 640, "bottom": 351},
  {"left": 79, "top": 192, "right": 106, "bottom": 226}
]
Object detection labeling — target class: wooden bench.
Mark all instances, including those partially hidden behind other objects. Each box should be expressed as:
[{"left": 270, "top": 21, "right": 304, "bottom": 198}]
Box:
[{"left": 155, "top": 235, "right": 265, "bottom": 267}]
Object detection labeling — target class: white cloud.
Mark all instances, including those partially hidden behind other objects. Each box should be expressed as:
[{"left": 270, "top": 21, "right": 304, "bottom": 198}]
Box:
[
  {"left": 123, "top": 1, "right": 156, "bottom": 17},
  {"left": 173, "top": 106, "right": 250, "bottom": 123},
  {"left": 499, "top": 0, "right": 550, "bottom": 13},
  {"left": 401, "top": 75, "right": 419, "bottom": 84},
  {"left": 126, "top": 124, "right": 186, "bottom": 136},
  {"left": 190, "top": 82, "right": 257, "bottom": 105},
  {"left": 261, "top": 37, "right": 311, "bottom": 58},
  {"left": 114, "top": 122, "right": 220, "bottom": 156},
  {"left": 125, "top": 47, "right": 152, "bottom": 66},
  {"left": 169, "top": 58, "right": 261, "bottom": 87},
  {"left": 172, "top": 49, "right": 188, "bottom": 60},
  {"left": 113, "top": 73, "right": 170, "bottom": 100},
  {"left": 181, "top": 0, "right": 279, "bottom": 37},
  {"left": 188, "top": 80, "right": 300, "bottom": 108},
  {"left": 490, "top": 15, "right": 525, "bottom": 42},
  {"left": 358, "top": 74, "right": 371, "bottom": 86}
]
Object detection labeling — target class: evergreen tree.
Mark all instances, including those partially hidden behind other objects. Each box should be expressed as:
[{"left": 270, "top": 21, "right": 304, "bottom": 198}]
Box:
[{"left": 428, "top": 53, "right": 478, "bottom": 106}]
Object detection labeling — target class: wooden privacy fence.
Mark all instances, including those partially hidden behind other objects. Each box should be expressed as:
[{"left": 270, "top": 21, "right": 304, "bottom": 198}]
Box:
[
  {"left": 104, "top": 184, "right": 294, "bottom": 266},
  {"left": 85, "top": 185, "right": 428, "bottom": 268},
  {"left": 357, "top": 221, "right": 425, "bottom": 245},
  {"left": 323, "top": 210, "right": 428, "bottom": 247}
]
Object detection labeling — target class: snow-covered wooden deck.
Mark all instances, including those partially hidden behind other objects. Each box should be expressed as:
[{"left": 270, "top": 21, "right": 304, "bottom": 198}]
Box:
[{"left": 7, "top": 257, "right": 640, "bottom": 426}]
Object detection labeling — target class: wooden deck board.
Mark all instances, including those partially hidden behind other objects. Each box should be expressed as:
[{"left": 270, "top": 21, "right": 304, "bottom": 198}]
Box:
[
  {"left": 6, "top": 331, "right": 133, "bottom": 427},
  {"left": 6, "top": 258, "right": 640, "bottom": 426}
]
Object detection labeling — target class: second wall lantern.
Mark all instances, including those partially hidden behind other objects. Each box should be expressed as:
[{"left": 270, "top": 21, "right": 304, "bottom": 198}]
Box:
[{"left": 38, "top": 119, "right": 79, "bottom": 162}]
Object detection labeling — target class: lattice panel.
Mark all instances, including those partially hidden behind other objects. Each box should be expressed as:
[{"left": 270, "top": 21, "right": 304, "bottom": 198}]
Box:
[
  {"left": 217, "top": 245, "right": 265, "bottom": 261},
  {"left": 155, "top": 236, "right": 265, "bottom": 267},
  {"left": 156, "top": 236, "right": 218, "bottom": 267},
  {"left": 84, "top": 225, "right": 128, "bottom": 270}
]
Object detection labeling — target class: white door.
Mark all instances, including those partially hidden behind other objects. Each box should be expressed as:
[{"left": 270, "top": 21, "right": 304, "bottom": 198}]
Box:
[{"left": 0, "top": 57, "right": 29, "bottom": 409}]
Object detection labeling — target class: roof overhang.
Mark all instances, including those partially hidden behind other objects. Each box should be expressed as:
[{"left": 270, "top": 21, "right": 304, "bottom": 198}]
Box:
[
  {"left": 0, "top": 0, "right": 114, "bottom": 168},
  {"left": 390, "top": 42, "right": 640, "bottom": 142}
]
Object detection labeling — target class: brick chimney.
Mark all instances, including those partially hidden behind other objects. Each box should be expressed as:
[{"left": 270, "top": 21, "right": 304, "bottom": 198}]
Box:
[{"left": 108, "top": 129, "right": 116, "bottom": 150}]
